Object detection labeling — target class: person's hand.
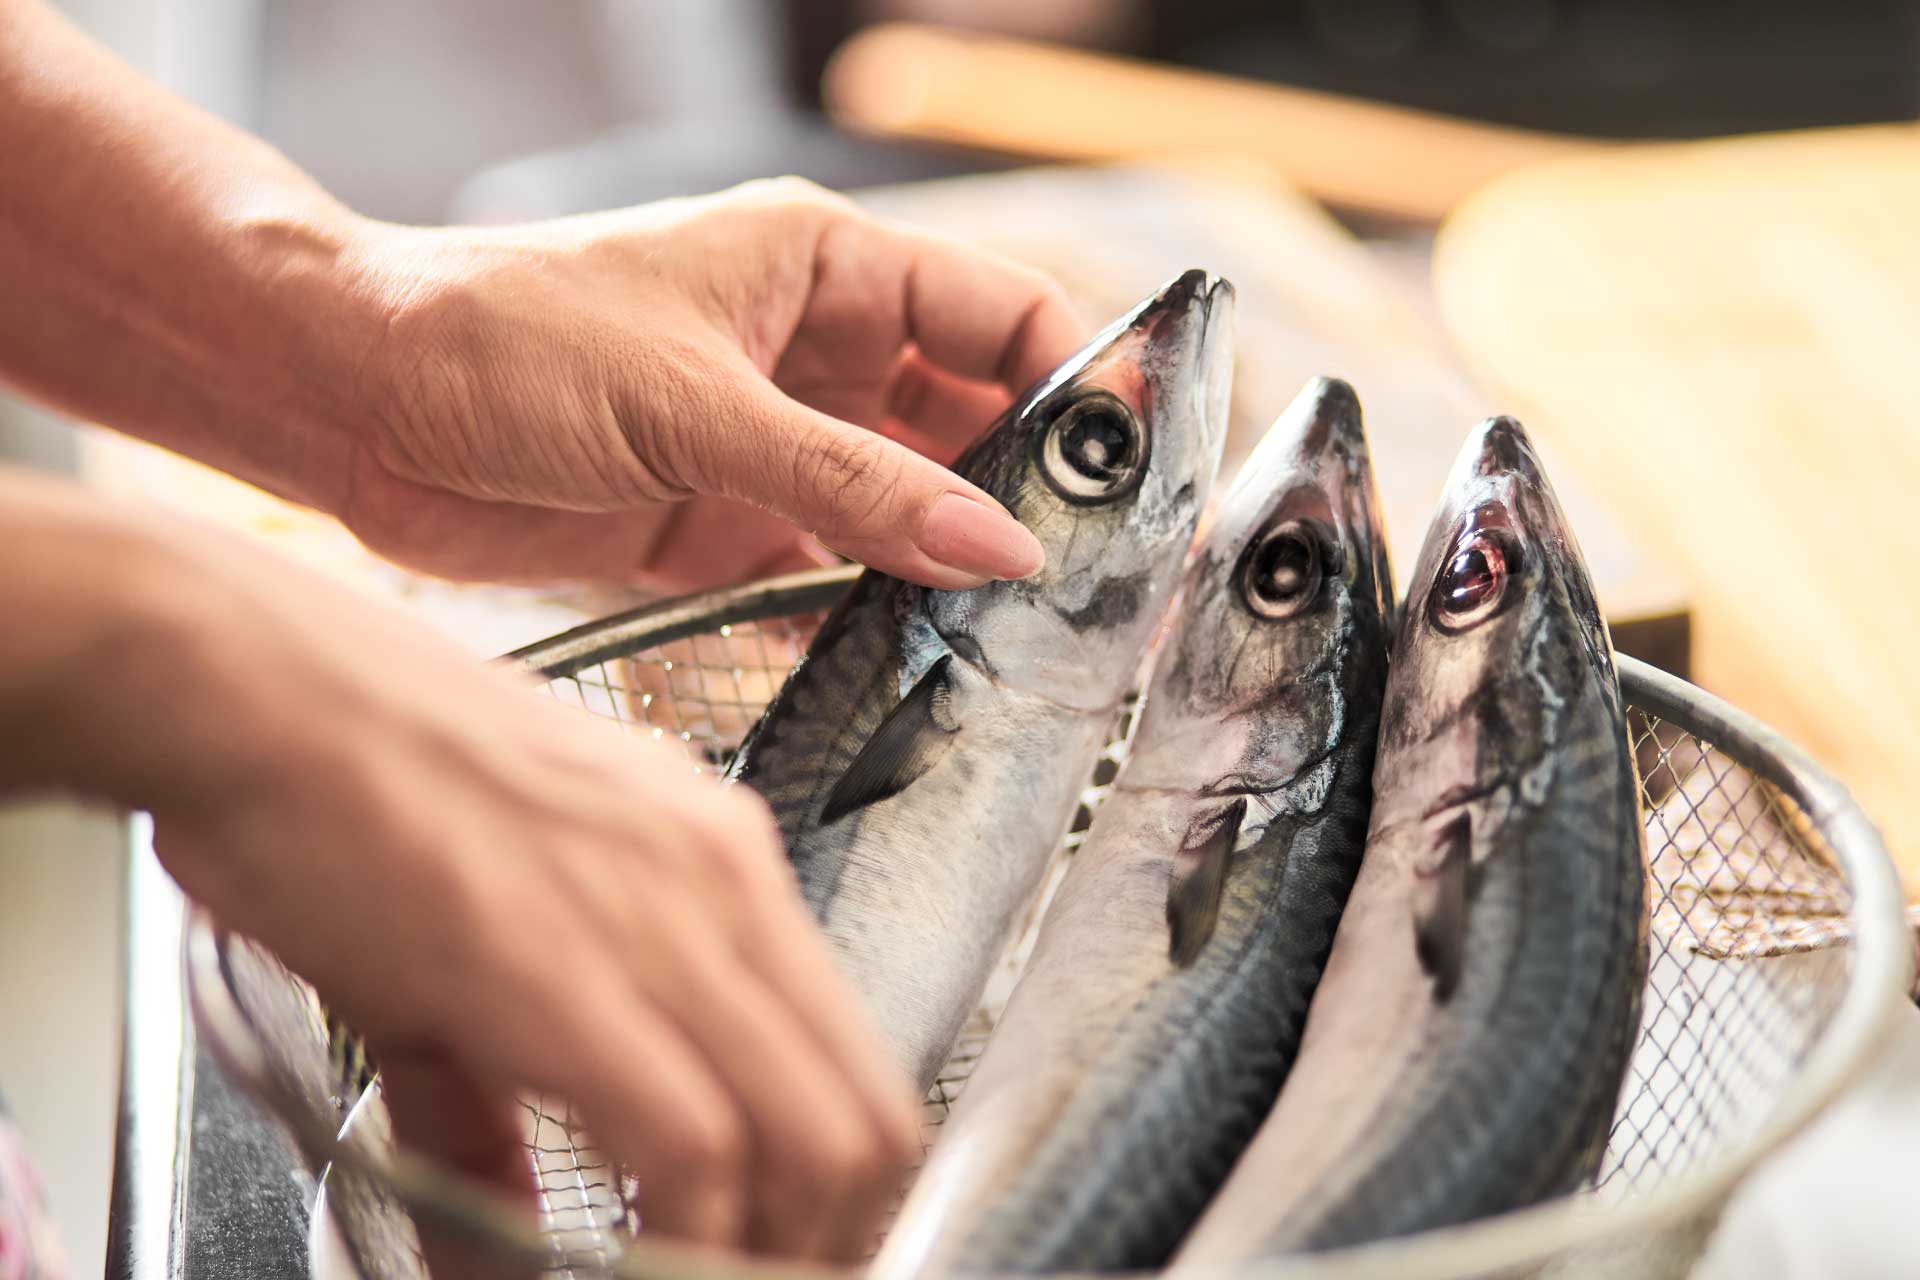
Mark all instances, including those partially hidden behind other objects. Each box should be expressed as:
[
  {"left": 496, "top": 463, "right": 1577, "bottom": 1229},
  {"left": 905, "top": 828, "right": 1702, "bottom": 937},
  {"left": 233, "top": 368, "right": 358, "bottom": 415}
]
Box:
[
  {"left": 79, "top": 511, "right": 921, "bottom": 1265},
  {"left": 337, "top": 178, "right": 1084, "bottom": 591}
]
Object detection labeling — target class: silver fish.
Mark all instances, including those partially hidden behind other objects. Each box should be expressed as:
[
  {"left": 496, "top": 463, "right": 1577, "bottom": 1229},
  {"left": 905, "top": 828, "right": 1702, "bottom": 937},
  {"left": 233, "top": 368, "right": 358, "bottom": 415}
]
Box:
[
  {"left": 872, "top": 377, "right": 1393, "bottom": 1276},
  {"left": 1175, "top": 416, "right": 1648, "bottom": 1262},
  {"left": 729, "top": 271, "right": 1235, "bottom": 1091}
]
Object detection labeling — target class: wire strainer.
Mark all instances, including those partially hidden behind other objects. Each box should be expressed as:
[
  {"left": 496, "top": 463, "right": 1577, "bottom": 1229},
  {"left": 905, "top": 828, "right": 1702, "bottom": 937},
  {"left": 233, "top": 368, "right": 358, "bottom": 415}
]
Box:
[{"left": 186, "top": 564, "right": 1912, "bottom": 1280}]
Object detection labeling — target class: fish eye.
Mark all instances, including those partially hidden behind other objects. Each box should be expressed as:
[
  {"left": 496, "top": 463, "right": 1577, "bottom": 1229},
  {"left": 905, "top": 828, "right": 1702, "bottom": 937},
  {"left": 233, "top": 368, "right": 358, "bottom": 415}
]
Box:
[
  {"left": 1431, "top": 525, "right": 1523, "bottom": 633},
  {"left": 1037, "top": 392, "right": 1146, "bottom": 504},
  {"left": 1240, "top": 520, "right": 1333, "bottom": 620}
]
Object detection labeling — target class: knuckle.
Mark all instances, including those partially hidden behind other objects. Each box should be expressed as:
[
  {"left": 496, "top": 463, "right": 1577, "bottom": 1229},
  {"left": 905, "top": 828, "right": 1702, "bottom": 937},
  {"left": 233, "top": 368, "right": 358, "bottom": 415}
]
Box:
[
  {"left": 666, "top": 1102, "right": 748, "bottom": 1179},
  {"left": 837, "top": 1124, "right": 914, "bottom": 1202},
  {"left": 622, "top": 338, "right": 727, "bottom": 497},
  {"left": 753, "top": 174, "right": 852, "bottom": 215},
  {"left": 698, "top": 809, "right": 787, "bottom": 909},
  {"left": 1033, "top": 272, "right": 1075, "bottom": 316},
  {"left": 778, "top": 1121, "right": 872, "bottom": 1201},
  {"left": 795, "top": 432, "right": 900, "bottom": 533},
  {"left": 877, "top": 1105, "right": 922, "bottom": 1168},
  {"left": 715, "top": 787, "right": 783, "bottom": 856},
  {"left": 852, "top": 1125, "right": 912, "bottom": 1190}
]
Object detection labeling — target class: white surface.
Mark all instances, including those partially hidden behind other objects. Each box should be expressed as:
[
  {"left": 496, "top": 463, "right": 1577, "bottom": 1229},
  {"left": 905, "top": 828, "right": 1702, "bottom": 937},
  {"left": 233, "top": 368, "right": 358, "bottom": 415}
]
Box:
[
  {"left": 0, "top": 801, "right": 126, "bottom": 1280},
  {"left": 1698, "top": 1000, "right": 1920, "bottom": 1278}
]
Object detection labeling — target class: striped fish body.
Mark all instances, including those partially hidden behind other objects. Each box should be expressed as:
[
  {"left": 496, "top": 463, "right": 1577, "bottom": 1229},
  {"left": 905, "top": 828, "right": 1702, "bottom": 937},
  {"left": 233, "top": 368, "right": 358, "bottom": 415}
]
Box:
[
  {"left": 1175, "top": 416, "right": 1647, "bottom": 1263},
  {"left": 732, "top": 272, "right": 1235, "bottom": 1091},
  {"left": 877, "top": 378, "right": 1393, "bottom": 1274}
]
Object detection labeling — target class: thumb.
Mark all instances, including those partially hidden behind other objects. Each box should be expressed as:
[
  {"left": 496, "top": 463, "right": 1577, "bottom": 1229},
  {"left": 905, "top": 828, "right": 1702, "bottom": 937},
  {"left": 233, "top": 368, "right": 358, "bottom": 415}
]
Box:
[{"left": 671, "top": 377, "right": 1046, "bottom": 590}]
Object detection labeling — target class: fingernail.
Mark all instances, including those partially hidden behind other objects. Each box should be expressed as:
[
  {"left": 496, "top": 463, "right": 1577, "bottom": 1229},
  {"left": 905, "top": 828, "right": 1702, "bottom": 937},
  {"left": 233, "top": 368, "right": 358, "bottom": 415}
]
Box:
[{"left": 920, "top": 492, "right": 1047, "bottom": 581}]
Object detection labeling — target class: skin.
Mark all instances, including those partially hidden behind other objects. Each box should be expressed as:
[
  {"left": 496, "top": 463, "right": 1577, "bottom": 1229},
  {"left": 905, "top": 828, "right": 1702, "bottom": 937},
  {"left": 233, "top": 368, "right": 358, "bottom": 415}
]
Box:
[
  {"left": 0, "top": 0, "right": 1089, "bottom": 1265},
  {"left": 871, "top": 377, "right": 1393, "bottom": 1276}
]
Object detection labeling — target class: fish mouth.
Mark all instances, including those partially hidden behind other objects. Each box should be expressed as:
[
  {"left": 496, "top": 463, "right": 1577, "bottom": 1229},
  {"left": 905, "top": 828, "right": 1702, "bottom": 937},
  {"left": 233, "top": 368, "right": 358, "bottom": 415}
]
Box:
[
  {"left": 1291, "top": 376, "right": 1363, "bottom": 460},
  {"left": 1444, "top": 416, "right": 1562, "bottom": 545},
  {"left": 1247, "top": 378, "right": 1371, "bottom": 505},
  {"left": 1464, "top": 415, "right": 1545, "bottom": 485},
  {"left": 1135, "top": 270, "right": 1236, "bottom": 457},
  {"left": 1135, "top": 269, "right": 1232, "bottom": 346},
  {"left": 1432, "top": 415, "right": 1597, "bottom": 629}
]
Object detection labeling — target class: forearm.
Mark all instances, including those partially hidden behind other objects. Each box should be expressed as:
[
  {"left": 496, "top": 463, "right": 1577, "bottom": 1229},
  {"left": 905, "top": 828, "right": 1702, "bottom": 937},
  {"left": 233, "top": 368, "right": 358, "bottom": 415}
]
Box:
[
  {"left": 0, "top": 0, "right": 389, "bottom": 513},
  {"left": 0, "top": 465, "right": 250, "bottom": 812}
]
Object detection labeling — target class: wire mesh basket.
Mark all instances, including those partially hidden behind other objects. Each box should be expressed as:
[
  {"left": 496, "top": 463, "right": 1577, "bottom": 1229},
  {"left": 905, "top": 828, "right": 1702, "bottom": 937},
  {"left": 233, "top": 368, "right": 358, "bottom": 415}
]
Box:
[{"left": 186, "top": 564, "right": 1913, "bottom": 1280}]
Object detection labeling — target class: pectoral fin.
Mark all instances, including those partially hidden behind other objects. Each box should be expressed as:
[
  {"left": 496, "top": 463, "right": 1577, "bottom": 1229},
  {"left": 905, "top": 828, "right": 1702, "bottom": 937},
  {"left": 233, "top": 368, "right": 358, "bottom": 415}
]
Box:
[
  {"left": 1412, "top": 812, "right": 1472, "bottom": 1001},
  {"left": 1167, "top": 798, "right": 1245, "bottom": 967},
  {"left": 820, "top": 656, "right": 961, "bottom": 824}
]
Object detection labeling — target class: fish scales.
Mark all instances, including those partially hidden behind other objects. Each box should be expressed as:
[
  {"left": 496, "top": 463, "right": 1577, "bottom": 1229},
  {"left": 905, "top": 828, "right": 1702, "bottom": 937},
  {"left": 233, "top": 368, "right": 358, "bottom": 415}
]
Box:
[
  {"left": 957, "top": 780, "right": 1374, "bottom": 1269},
  {"left": 1174, "top": 415, "right": 1647, "bottom": 1264},
  {"left": 731, "top": 271, "right": 1236, "bottom": 1093},
  {"left": 1279, "top": 724, "right": 1641, "bottom": 1248},
  {"left": 875, "top": 377, "right": 1393, "bottom": 1275}
]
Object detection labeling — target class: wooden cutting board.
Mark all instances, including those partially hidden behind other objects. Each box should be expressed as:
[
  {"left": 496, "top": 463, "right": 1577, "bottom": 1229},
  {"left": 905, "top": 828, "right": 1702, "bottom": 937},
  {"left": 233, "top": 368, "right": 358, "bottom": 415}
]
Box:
[
  {"left": 859, "top": 162, "right": 1689, "bottom": 671},
  {"left": 1434, "top": 124, "right": 1920, "bottom": 891}
]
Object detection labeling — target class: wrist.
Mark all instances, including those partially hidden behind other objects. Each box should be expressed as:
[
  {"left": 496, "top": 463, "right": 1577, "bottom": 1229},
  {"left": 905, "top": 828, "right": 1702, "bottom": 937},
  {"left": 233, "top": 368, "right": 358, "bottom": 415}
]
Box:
[
  {"left": 197, "top": 197, "right": 402, "bottom": 515},
  {"left": 0, "top": 482, "right": 208, "bottom": 807}
]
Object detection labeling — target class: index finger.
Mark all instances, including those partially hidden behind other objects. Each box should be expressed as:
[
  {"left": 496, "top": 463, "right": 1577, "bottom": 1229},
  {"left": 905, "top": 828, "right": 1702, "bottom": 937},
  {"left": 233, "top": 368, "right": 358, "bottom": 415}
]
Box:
[{"left": 883, "top": 227, "right": 1088, "bottom": 396}]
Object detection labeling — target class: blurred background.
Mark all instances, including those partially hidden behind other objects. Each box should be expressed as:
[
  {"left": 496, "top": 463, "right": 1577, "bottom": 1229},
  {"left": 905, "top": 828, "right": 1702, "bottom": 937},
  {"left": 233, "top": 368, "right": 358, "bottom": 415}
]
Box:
[
  {"left": 12, "top": 0, "right": 1916, "bottom": 225},
  {"left": 3, "top": 3, "right": 1918, "bottom": 1278}
]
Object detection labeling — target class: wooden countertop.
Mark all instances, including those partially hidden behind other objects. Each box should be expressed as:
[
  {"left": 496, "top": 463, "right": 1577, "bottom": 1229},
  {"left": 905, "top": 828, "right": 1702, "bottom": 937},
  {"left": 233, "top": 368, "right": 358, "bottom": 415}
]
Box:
[{"left": 1435, "top": 124, "right": 1920, "bottom": 890}]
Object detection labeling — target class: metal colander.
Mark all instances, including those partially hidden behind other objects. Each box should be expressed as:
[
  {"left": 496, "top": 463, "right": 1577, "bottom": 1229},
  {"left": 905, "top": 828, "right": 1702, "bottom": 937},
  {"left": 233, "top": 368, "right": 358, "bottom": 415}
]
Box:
[{"left": 186, "top": 564, "right": 1912, "bottom": 1280}]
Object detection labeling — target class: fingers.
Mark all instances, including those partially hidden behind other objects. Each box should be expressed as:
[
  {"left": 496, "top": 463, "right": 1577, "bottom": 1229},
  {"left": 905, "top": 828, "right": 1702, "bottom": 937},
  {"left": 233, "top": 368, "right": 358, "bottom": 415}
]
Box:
[
  {"left": 657, "top": 362, "right": 1044, "bottom": 589},
  {"left": 379, "top": 1052, "right": 540, "bottom": 1280},
  {"left": 729, "top": 866, "right": 923, "bottom": 1258},
  {"left": 703, "top": 794, "right": 922, "bottom": 1256},
  {"left": 629, "top": 904, "right": 907, "bottom": 1261},
  {"left": 524, "top": 988, "right": 752, "bottom": 1250},
  {"left": 449, "top": 761, "right": 915, "bottom": 1264},
  {"left": 535, "top": 781, "right": 914, "bottom": 1262},
  {"left": 880, "top": 223, "right": 1087, "bottom": 396},
  {"left": 381, "top": 1051, "right": 537, "bottom": 1198},
  {"left": 344, "top": 450, "right": 831, "bottom": 592},
  {"left": 881, "top": 346, "right": 1013, "bottom": 458},
  {"left": 642, "top": 498, "right": 843, "bottom": 592},
  {"left": 764, "top": 202, "right": 1084, "bottom": 427}
]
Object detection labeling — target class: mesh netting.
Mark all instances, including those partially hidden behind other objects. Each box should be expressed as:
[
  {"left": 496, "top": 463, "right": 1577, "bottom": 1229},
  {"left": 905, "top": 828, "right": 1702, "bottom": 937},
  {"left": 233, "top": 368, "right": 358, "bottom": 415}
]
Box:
[
  {"left": 482, "top": 611, "right": 1854, "bottom": 1275},
  {"left": 272, "top": 596, "right": 1868, "bottom": 1280}
]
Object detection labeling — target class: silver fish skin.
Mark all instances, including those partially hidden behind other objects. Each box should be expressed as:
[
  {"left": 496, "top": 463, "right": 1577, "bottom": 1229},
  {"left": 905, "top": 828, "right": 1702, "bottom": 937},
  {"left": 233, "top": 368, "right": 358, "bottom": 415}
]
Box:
[
  {"left": 729, "top": 271, "right": 1235, "bottom": 1092},
  {"left": 1174, "top": 416, "right": 1649, "bottom": 1263},
  {"left": 872, "top": 377, "right": 1393, "bottom": 1277}
]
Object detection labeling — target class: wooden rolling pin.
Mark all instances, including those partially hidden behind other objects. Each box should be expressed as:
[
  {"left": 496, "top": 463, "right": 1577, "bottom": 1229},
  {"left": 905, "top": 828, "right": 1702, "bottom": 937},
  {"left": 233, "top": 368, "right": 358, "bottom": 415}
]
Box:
[{"left": 823, "top": 23, "right": 1600, "bottom": 223}]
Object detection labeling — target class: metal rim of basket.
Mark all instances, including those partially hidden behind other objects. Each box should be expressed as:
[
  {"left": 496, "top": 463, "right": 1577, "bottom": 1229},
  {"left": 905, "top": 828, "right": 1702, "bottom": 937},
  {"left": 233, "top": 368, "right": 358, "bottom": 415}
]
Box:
[{"left": 188, "top": 564, "right": 1916, "bottom": 1280}]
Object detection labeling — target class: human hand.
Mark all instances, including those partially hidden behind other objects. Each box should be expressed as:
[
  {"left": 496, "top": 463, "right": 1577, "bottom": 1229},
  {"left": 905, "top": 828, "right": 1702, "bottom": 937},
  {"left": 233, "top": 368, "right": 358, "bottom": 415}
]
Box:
[
  {"left": 84, "top": 515, "right": 921, "bottom": 1265},
  {"left": 338, "top": 178, "right": 1084, "bottom": 592}
]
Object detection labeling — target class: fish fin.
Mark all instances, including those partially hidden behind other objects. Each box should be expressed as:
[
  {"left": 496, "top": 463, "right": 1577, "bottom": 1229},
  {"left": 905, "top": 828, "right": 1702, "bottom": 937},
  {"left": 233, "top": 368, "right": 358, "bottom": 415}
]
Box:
[
  {"left": 1412, "top": 812, "right": 1472, "bottom": 1001},
  {"left": 820, "top": 655, "right": 961, "bottom": 824},
  {"left": 1167, "top": 798, "right": 1245, "bottom": 967}
]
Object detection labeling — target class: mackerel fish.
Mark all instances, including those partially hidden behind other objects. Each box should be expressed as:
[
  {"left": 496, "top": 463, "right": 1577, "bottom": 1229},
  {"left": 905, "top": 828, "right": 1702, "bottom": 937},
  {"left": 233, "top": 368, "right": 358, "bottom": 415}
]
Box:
[
  {"left": 729, "top": 271, "right": 1235, "bottom": 1091},
  {"left": 873, "top": 376, "right": 1392, "bottom": 1275},
  {"left": 1175, "top": 415, "right": 1648, "bottom": 1262}
]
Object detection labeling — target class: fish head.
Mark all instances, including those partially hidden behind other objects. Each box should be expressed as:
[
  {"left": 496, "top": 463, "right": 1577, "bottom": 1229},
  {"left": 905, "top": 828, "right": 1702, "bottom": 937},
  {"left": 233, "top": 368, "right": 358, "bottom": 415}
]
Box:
[
  {"left": 1122, "top": 377, "right": 1394, "bottom": 795},
  {"left": 1373, "top": 416, "right": 1617, "bottom": 840},
  {"left": 920, "top": 269, "right": 1234, "bottom": 710}
]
